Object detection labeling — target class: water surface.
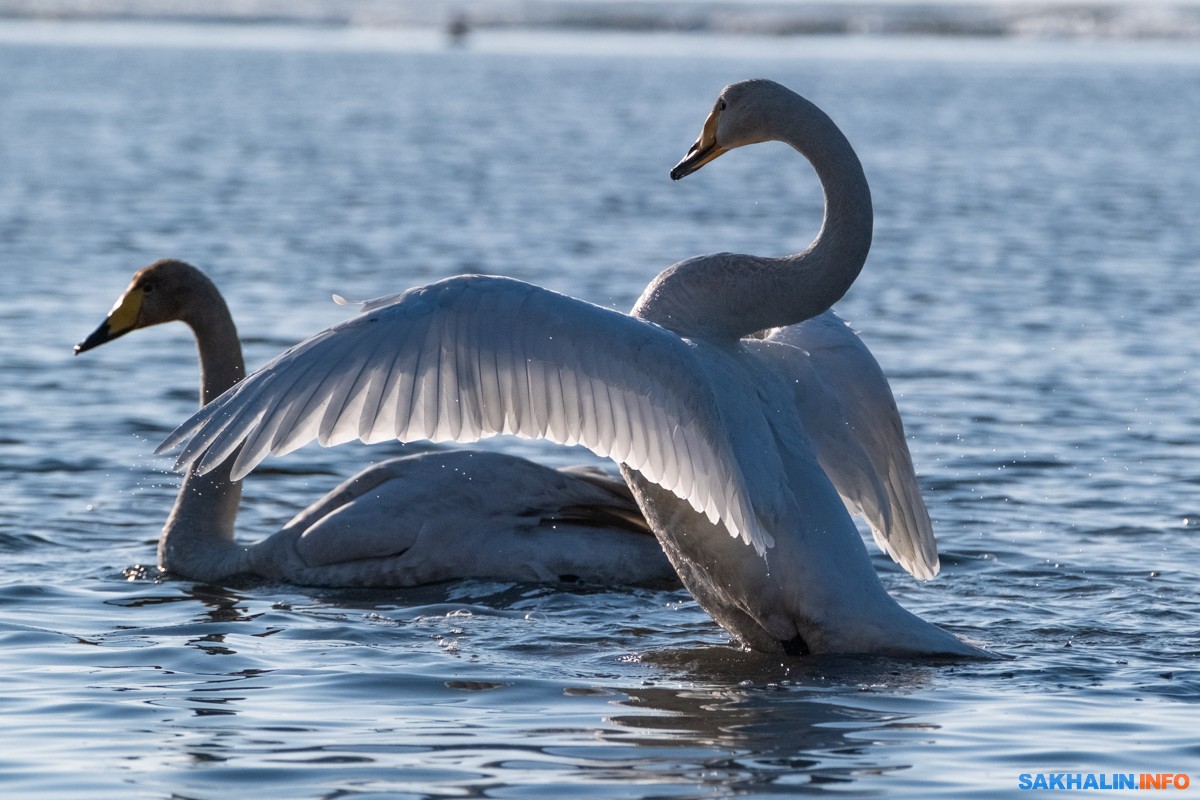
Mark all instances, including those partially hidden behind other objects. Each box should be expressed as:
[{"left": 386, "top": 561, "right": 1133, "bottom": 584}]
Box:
[{"left": 1, "top": 21, "right": 1198, "bottom": 799}]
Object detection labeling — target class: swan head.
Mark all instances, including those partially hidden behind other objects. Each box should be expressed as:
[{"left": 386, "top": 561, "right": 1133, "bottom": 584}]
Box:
[
  {"left": 75, "top": 259, "right": 212, "bottom": 354},
  {"left": 671, "top": 79, "right": 789, "bottom": 180}
]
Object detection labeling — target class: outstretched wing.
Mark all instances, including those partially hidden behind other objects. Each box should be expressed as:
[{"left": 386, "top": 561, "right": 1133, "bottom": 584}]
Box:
[
  {"left": 160, "top": 274, "right": 775, "bottom": 553},
  {"left": 758, "top": 312, "right": 939, "bottom": 579}
]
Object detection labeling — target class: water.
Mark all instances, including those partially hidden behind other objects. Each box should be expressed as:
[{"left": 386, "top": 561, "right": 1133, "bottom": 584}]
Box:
[{"left": 2, "top": 19, "right": 1200, "bottom": 799}]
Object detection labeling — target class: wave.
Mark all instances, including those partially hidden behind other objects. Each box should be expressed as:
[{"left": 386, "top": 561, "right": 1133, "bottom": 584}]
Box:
[{"left": 2, "top": 0, "right": 1199, "bottom": 41}]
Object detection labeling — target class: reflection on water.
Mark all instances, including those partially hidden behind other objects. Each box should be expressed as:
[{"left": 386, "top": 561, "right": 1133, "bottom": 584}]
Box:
[{"left": 607, "top": 680, "right": 930, "bottom": 793}]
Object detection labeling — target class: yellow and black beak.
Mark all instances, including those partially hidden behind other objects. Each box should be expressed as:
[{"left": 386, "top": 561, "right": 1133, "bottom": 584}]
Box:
[
  {"left": 74, "top": 285, "right": 144, "bottom": 355},
  {"left": 670, "top": 106, "right": 728, "bottom": 181}
]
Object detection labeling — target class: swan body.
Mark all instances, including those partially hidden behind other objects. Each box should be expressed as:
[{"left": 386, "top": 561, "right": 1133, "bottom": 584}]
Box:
[
  {"left": 161, "top": 81, "right": 985, "bottom": 656},
  {"left": 77, "top": 260, "right": 675, "bottom": 587}
]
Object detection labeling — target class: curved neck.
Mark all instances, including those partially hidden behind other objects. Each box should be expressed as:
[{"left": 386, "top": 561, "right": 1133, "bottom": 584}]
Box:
[
  {"left": 159, "top": 282, "right": 249, "bottom": 582},
  {"left": 634, "top": 91, "right": 873, "bottom": 341}
]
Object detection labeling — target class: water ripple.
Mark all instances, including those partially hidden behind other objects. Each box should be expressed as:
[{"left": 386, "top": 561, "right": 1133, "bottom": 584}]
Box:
[{"left": 1, "top": 25, "right": 1198, "bottom": 800}]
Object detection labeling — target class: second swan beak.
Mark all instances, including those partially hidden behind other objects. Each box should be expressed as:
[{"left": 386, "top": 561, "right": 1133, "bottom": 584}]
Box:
[{"left": 74, "top": 285, "right": 144, "bottom": 355}]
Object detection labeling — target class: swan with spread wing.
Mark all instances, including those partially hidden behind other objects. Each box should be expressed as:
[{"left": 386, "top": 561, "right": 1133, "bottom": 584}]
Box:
[
  {"left": 161, "top": 81, "right": 986, "bottom": 656},
  {"left": 77, "top": 259, "right": 674, "bottom": 587}
]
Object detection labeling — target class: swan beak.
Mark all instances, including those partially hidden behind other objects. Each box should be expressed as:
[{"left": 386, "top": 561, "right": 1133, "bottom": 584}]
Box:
[
  {"left": 670, "top": 108, "right": 727, "bottom": 180},
  {"left": 74, "top": 287, "right": 144, "bottom": 354}
]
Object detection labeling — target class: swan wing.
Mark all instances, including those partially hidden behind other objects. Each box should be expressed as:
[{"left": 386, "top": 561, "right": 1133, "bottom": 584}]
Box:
[
  {"left": 160, "top": 274, "right": 775, "bottom": 553},
  {"left": 761, "top": 312, "right": 939, "bottom": 579}
]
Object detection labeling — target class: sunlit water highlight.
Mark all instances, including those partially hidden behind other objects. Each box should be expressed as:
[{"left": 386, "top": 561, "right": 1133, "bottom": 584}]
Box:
[{"left": 1, "top": 19, "right": 1198, "bottom": 799}]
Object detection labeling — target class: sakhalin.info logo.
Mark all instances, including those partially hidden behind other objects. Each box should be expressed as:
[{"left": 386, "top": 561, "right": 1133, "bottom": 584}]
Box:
[{"left": 1018, "top": 773, "right": 1191, "bottom": 791}]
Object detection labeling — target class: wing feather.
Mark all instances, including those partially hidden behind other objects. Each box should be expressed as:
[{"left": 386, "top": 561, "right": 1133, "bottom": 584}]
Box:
[
  {"left": 160, "top": 275, "right": 775, "bottom": 553},
  {"left": 761, "top": 312, "right": 939, "bottom": 579}
]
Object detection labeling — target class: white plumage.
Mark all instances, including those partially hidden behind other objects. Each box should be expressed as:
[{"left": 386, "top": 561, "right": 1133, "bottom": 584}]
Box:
[
  {"left": 162, "top": 80, "right": 989, "bottom": 656},
  {"left": 78, "top": 260, "right": 675, "bottom": 587},
  {"left": 166, "top": 275, "right": 776, "bottom": 555}
]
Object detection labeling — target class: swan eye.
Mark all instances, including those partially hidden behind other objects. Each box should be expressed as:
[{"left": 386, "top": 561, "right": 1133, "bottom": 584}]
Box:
[
  {"left": 718, "top": 99, "right": 727, "bottom": 112},
  {"left": 141, "top": 281, "right": 156, "bottom": 294}
]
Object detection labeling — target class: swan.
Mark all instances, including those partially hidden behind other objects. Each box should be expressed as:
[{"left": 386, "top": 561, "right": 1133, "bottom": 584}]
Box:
[
  {"left": 160, "top": 80, "right": 986, "bottom": 656},
  {"left": 76, "top": 259, "right": 676, "bottom": 587}
]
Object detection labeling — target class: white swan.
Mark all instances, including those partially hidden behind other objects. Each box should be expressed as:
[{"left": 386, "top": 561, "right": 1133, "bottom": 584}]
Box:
[
  {"left": 76, "top": 259, "right": 676, "bottom": 587},
  {"left": 161, "top": 81, "right": 986, "bottom": 656}
]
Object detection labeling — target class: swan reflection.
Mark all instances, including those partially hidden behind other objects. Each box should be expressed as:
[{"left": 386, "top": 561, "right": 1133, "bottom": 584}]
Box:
[{"left": 603, "top": 665, "right": 941, "bottom": 792}]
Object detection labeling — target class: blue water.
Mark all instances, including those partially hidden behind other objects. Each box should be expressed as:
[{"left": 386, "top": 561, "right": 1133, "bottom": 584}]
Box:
[{"left": 1, "top": 20, "right": 1199, "bottom": 799}]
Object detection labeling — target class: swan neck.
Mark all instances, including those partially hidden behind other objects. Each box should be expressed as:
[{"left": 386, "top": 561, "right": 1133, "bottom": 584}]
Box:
[
  {"left": 159, "top": 462, "right": 248, "bottom": 582},
  {"left": 158, "top": 283, "right": 248, "bottom": 581},
  {"left": 789, "top": 95, "right": 873, "bottom": 304},
  {"left": 636, "top": 90, "right": 873, "bottom": 340},
  {"left": 742, "top": 93, "right": 873, "bottom": 329},
  {"left": 189, "top": 292, "right": 246, "bottom": 406}
]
